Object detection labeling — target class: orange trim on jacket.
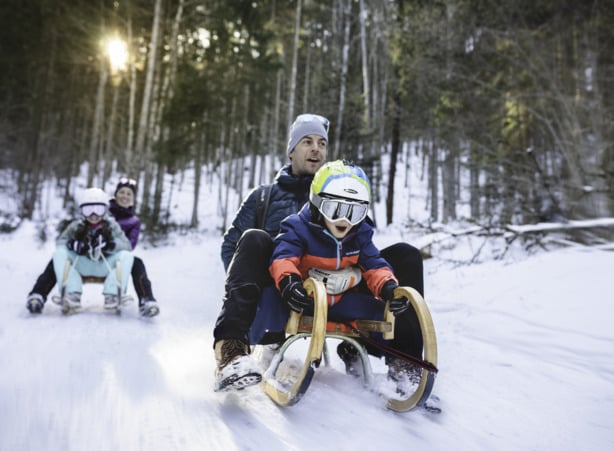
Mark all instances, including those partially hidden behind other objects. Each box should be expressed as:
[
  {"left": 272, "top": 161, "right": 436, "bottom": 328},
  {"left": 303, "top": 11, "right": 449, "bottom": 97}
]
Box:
[{"left": 269, "top": 205, "right": 396, "bottom": 305}]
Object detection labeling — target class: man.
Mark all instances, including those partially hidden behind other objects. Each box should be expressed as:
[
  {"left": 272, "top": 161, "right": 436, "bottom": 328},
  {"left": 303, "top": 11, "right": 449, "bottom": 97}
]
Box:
[{"left": 213, "top": 114, "right": 424, "bottom": 392}]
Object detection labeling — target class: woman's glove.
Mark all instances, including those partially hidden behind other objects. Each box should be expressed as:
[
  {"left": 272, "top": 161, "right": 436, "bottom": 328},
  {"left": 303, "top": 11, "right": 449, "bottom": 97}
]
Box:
[
  {"left": 380, "top": 280, "right": 410, "bottom": 315},
  {"left": 67, "top": 238, "right": 89, "bottom": 256},
  {"left": 279, "top": 274, "right": 313, "bottom": 313}
]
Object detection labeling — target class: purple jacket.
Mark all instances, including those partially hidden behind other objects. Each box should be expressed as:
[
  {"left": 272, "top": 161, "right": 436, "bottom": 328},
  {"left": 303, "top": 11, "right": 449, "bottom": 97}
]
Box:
[{"left": 109, "top": 199, "right": 141, "bottom": 250}]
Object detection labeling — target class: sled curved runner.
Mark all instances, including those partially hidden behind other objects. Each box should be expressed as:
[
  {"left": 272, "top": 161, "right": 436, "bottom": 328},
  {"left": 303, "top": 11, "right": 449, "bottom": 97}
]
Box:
[
  {"left": 387, "top": 285, "right": 438, "bottom": 412},
  {"left": 262, "top": 278, "right": 328, "bottom": 406},
  {"left": 263, "top": 279, "right": 438, "bottom": 411}
]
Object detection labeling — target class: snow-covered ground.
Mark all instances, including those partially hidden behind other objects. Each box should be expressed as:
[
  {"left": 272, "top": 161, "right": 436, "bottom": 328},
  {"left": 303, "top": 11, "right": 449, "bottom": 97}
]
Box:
[{"left": 1, "top": 221, "right": 613, "bottom": 451}]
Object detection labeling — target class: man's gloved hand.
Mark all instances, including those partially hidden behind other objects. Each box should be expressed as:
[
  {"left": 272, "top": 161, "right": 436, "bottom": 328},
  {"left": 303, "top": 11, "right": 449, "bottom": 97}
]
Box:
[
  {"left": 279, "top": 274, "right": 313, "bottom": 313},
  {"left": 380, "top": 280, "right": 410, "bottom": 315},
  {"left": 67, "top": 238, "right": 89, "bottom": 256}
]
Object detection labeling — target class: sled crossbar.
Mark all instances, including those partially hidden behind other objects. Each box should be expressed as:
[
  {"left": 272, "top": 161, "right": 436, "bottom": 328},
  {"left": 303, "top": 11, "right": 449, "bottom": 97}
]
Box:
[
  {"left": 293, "top": 316, "right": 394, "bottom": 336},
  {"left": 81, "top": 276, "right": 106, "bottom": 284}
]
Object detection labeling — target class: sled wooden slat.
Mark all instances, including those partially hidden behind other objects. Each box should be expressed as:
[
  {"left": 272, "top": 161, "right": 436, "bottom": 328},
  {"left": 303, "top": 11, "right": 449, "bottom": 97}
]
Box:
[{"left": 295, "top": 316, "right": 394, "bottom": 335}]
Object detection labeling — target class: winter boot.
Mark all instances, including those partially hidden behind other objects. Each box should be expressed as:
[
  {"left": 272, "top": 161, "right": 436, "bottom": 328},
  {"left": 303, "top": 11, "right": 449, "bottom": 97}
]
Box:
[
  {"left": 139, "top": 298, "right": 160, "bottom": 317},
  {"left": 104, "top": 294, "right": 120, "bottom": 309},
  {"left": 64, "top": 292, "right": 82, "bottom": 309},
  {"left": 214, "top": 339, "right": 262, "bottom": 391},
  {"left": 26, "top": 293, "right": 45, "bottom": 314},
  {"left": 337, "top": 341, "right": 363, "bottom": 378},
  {"left": 251, "top": 343, "right": 282, "bottom": 371},
  {"left": 387, "top": 357, "right": 422, "bottom": 396}
]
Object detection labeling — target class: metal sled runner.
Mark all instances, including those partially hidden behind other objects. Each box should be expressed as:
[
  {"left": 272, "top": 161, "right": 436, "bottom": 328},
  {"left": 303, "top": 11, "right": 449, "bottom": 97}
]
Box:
[{"left": 262, "top": 278, "right": 438, "bottom": 412}]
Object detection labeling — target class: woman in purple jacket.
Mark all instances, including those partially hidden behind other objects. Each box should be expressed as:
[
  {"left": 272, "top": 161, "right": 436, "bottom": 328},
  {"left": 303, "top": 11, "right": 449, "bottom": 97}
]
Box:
[{"left": 26, "top": 178, "right": 159, "bottom": 317}]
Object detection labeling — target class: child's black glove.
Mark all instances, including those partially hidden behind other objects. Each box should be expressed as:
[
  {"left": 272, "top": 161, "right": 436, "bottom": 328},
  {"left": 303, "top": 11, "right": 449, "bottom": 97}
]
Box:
[
  {"left": 67, "top": 238, "right": 89, "bottom": 256},
  {"left": 279, "top": 274, "right": 313, "bottom": 313},
  {"left": 380, "top": 280, "right": 410, "bottom": 315}
]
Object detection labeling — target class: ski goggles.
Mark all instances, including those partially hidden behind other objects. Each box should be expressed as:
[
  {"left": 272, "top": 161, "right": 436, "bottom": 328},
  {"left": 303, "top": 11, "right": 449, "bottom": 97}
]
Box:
[
  {"left": 294, "top": 114, "right": 330, "bottom": 133},
  {"left": 118, "top": 177, "right": 137, "bottom": 187},
  {"left": 313, "top": 194, "right": 369, "bottom": 226},
  {"left": 81, "top": 204, "right": 107, "bottom": 217}
]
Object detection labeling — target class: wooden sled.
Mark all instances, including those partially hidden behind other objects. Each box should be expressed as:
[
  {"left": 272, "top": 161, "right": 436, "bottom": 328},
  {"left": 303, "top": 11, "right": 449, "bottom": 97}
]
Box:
[
  {"left": 262, "top": 278, "right": 438, "bottom": 412},
  {"left": 51, "top": 258, "right": 133, "bottom": 315}
]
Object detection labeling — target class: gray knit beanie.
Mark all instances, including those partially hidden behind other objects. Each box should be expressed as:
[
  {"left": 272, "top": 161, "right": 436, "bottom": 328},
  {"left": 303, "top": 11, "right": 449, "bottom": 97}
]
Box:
[{"left": 287, "top": 115, "right": 329, "bottom": 155}]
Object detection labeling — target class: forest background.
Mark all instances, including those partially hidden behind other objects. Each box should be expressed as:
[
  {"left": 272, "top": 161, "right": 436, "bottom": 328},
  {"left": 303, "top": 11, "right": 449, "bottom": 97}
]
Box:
[{"left": 1, "top": 0, "right": 613, "bottom": 241}]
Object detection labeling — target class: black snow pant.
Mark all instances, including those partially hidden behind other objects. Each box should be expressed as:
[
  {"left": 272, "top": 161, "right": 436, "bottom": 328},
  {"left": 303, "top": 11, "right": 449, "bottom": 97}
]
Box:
[
  {"left": 30, "top": 256, "right": 155, "bottom": 305},
  {"left": 213, "top": 230, "right": 425, "bottom": 359},
  {"left": 213, "top": 229, "right": 275, "bottom": 346}
]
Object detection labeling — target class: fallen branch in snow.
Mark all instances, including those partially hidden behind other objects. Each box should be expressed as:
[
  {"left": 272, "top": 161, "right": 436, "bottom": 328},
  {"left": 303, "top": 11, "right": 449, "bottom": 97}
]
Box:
[
  {"left": 411, "top": 217, "right": 614, "bottom": 264},
  {"left": 504, "top": 217, "right": 614, "bottom": 234}
]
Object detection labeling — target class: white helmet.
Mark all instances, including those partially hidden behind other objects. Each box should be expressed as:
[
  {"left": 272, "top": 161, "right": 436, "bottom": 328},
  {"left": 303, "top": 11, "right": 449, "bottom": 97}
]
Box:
[{"left": 79, "top": 187, "right": 109, "bottom": 207}]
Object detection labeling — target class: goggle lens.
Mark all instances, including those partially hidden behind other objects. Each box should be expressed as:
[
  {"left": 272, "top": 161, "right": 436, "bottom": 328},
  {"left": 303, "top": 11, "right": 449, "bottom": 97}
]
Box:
[
  {"left": 81, "top": 204, "right": 107, "bottom": 217},
  {"left": 119, "top": 177, "right": 137, "bottom": 186},
  {"left": 318, "top": 198, "right": 368, "bottom": 226}
]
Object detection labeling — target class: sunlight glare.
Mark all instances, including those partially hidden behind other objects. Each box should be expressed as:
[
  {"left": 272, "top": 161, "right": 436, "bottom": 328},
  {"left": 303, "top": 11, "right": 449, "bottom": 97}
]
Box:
[{"left": 105, "top": 37, "right": 128, "bottom": 74}]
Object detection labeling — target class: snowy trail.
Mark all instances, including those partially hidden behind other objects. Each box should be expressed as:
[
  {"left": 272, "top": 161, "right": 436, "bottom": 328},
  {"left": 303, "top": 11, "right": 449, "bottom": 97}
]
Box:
[{"left": 2, "top": 223, "right": 614, "bottom": 451}]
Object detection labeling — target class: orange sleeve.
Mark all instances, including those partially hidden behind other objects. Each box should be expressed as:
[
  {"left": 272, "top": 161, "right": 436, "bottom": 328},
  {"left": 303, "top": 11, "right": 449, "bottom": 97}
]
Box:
[{"left": 269, "top": 257, "right": 302, "bottom": 290}]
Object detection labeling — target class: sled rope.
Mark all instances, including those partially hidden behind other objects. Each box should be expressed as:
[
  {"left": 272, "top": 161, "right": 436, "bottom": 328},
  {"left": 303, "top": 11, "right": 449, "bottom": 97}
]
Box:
[{"left": 342, "top": 321, "right": 438, "bottom": 374}]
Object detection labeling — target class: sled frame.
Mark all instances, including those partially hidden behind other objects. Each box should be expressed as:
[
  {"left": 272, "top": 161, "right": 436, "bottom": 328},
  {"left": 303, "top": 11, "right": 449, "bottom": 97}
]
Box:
[
  {"left": 263, "top": 278, "right": 438, "bottom": 411},
  {"left": 52, "top": 257, "right": 132, "bottom": 315}
]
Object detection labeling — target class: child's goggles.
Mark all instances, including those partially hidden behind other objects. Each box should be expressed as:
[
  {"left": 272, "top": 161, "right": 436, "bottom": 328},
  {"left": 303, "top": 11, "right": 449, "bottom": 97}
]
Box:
[
  {"left": 312, "top": 194, "right": 368, "bottom": 226},
  {"left": 81, "top": 204, "right": 107, "bottom": 217}
]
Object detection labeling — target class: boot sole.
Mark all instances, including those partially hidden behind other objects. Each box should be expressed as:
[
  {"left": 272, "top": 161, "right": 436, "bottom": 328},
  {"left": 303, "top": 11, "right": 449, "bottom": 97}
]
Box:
[{"left": 215, "top": 372, "right": 262, "bottom": 392}]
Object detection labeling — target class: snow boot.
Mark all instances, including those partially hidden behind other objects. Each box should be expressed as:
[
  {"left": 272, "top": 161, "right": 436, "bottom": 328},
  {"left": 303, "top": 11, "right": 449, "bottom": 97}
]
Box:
[
  {"left": 104, "top": 294, "right": 120, "bottom": 309},
  {"left": 387, "top": 357, "right": 422, "bottom": 396},
  {"left": 336, "top": 341, "right": 363, "bottom": 378},
  {"left": 214, "top": 339, "right": 262, "bottom": 391},
  {"left": 139, "top": 298, "right": 160, "bottom": 317},
  {"left": 64, "top": 292, "right": 82, "bottom": 309},
  {"left": 26, "top": 293, "right": 45, "bottom": 314},
  {"left": 251, "top": 343, "right": 282, "bottom": 371}
]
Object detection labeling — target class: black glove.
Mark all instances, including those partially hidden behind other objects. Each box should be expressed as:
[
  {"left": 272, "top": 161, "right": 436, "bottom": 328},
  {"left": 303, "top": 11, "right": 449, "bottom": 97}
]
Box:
[
  {"left": 279, "top": 274, "right": 313, "bottom": 313},
  {"left": 67, "top": 238, "right": 89, "bottom": 256},
  {"left": 380, "top": 280, "right": 410, "bottom": 315},
  {"left": 103, "top": 240, "right": 115, "bottom": 253}
]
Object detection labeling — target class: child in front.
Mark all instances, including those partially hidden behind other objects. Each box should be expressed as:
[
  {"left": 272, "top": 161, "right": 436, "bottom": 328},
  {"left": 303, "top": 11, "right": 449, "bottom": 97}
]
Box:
[
  {"left": 52, "top": 187, "right": 134, "bottom": 310},
  {"left": 249, "top": 160, "right": 421, "bottom": 387}
]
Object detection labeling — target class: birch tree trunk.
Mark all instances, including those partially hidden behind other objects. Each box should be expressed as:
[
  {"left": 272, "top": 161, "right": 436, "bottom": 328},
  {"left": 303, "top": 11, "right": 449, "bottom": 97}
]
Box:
[
  {"left": 102, "top": 83, "right": 119, "bottom": 185},
  {"left": 333, "top": 0, "right": 351, "bottom": 161},
  {"left": 428, "top": 139, "right": 439, "bottom": 222},
  {"left": 272, "top": 70, "right": 283, "bottom": 171},
  {"left": 137, "top": 0, "right": 163, "bottom": 214},
  {"left": 133, "top": 0, "right": 162, "bottom": 176},
  {"left": 87, "top": 58, "right": 108, "bottom": 187},
  {"left": 151, "top": 0, "right": 184, "bottom": 220},
  {"left": 126, "top": 17, "right": 137, "bottom": 176},
  {"left": 191, "top": 123, "right": 206, "bottom": 228},
  {"left": 359, "top": 0, "right": 370, "bottom": 131},
  {"left": 287, "top": 0, "right": 302, "bottom": 131}
]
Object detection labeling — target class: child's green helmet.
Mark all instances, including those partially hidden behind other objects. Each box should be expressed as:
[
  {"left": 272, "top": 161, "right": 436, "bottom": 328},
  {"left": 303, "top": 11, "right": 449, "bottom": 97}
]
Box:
[{"left": 310, "top": 160, "right": 371, "bottom": 204}]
